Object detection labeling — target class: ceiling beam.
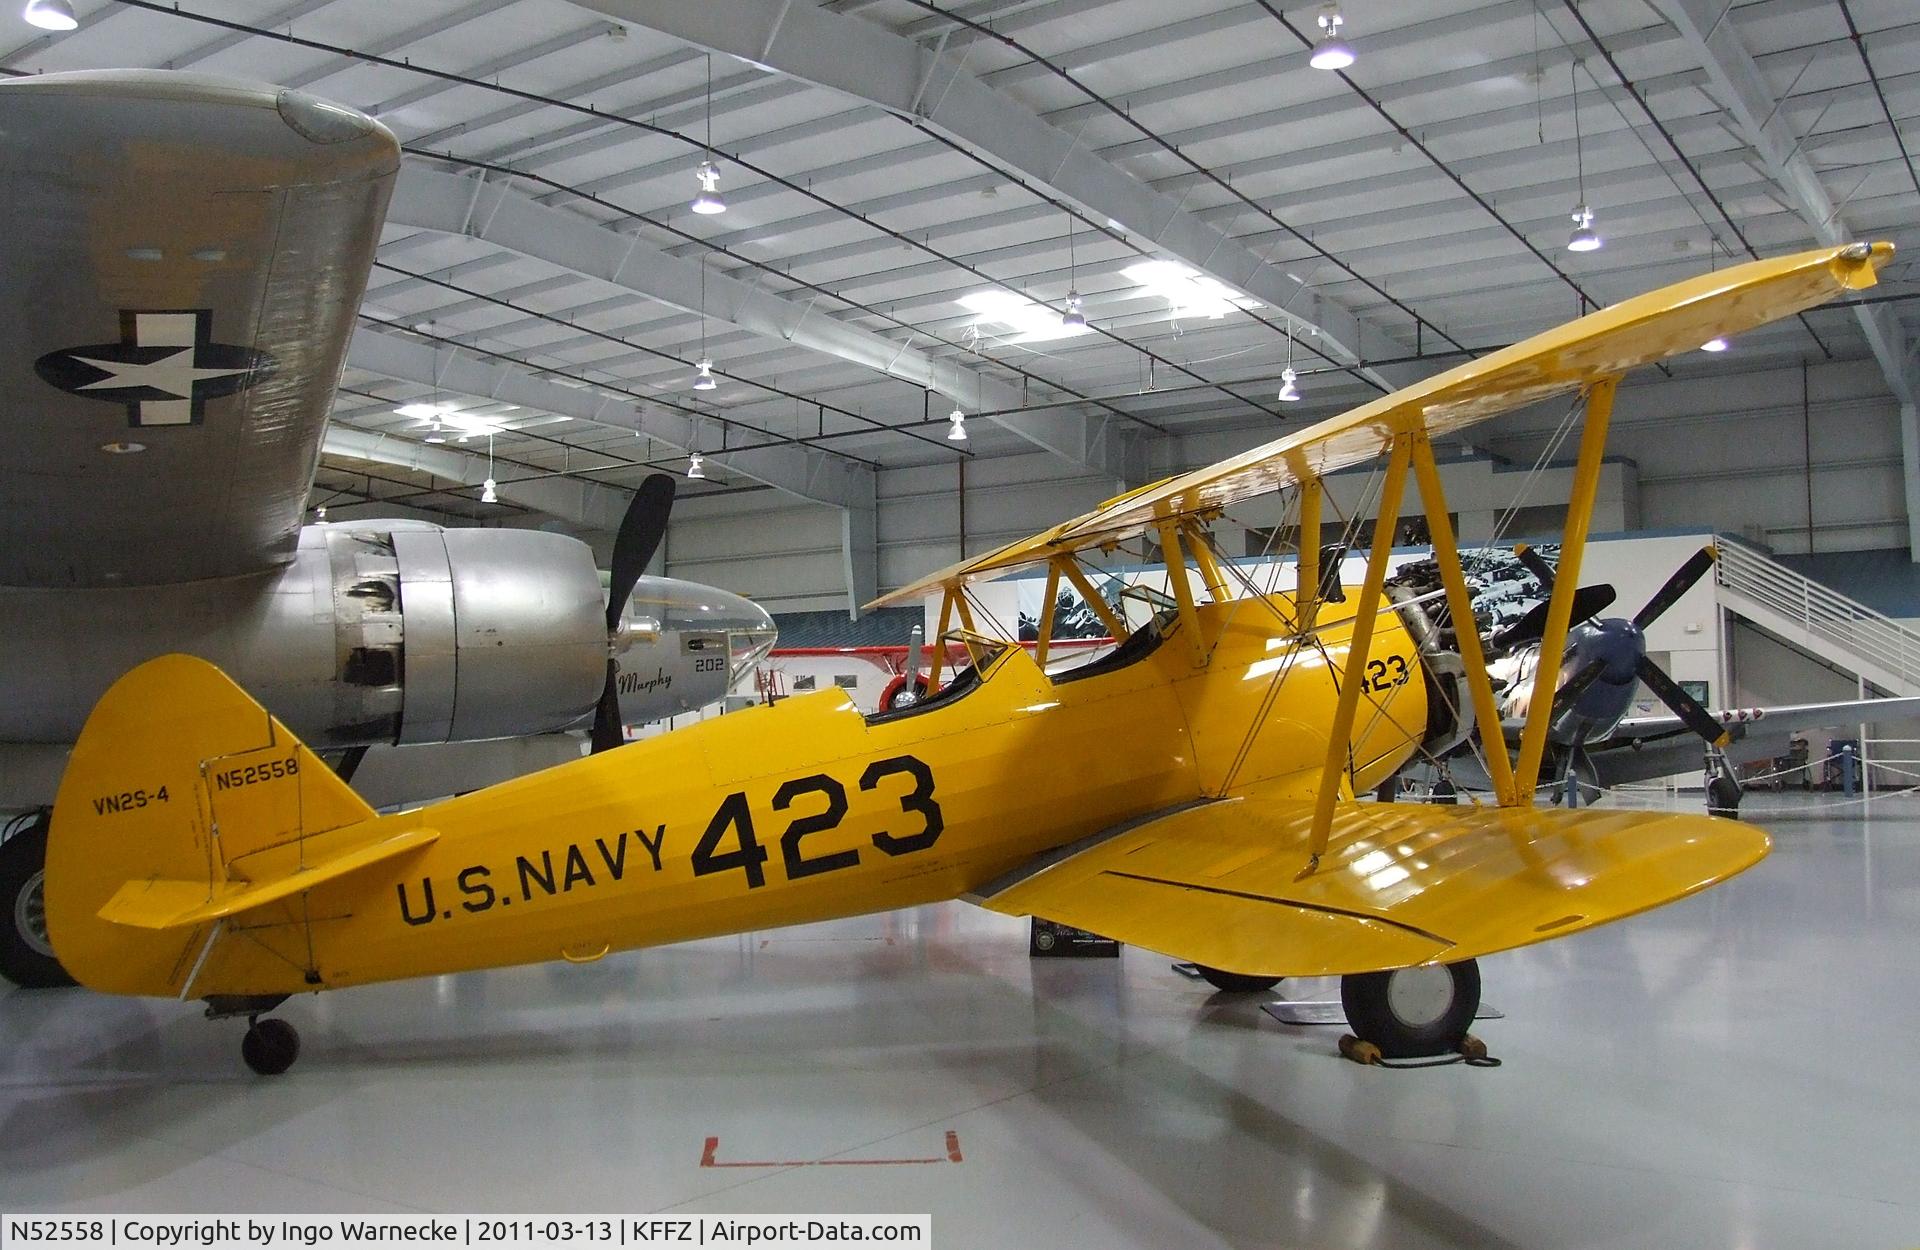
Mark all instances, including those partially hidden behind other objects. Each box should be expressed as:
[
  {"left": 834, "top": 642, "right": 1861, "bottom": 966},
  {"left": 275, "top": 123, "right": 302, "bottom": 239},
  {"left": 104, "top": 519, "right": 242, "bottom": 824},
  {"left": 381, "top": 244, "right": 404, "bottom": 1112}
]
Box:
[
  {"left": 386, "top": 162, "right": 1132, "bottom": 479},
  {"left": 345, "top": 324, "right": 874, "bottom": 513},
  {"left": 321, "top": 424, "right": 634, "bottom": 531},
  {"left": 1649, "top": 0, "right": 1920, "bottom": 554},
  {"left": 565, "top": 0, "right": 1419, "bottom": 391}
]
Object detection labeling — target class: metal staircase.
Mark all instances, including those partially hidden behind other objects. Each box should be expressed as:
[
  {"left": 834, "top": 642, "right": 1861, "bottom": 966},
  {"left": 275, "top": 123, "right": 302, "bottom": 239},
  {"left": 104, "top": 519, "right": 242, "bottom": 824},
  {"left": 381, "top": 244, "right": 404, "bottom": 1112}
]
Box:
[{"left": 1715, "top": 536, "right": 1920, "bottom": 697}]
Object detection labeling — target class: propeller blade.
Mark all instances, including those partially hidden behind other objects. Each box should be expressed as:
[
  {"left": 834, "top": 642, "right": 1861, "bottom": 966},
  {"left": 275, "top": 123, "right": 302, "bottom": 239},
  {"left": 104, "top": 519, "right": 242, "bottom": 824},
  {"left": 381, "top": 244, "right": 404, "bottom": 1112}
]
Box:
[
  {"left": 1490, "top": 584, "right": 1618, "bottom": 650},
  {"left": 1514, "top": 544, "right": 1558, "bottom": 591},
  {"left": 589, "top": 669, "right": 625, "bottom": 754},
  {"left": 605, "top": 473, "right": 677, "bottom": 633},
  {"left": 1632, "top": 545, "right": 1717, "bottom": 631},
  {"left": 1635, "top": 655, "right": 1729, "bottom": 745},
  {"left": 592, "top": 474, "right": 677, "bottom": 754},
  {"left": 1549, "top": 658, "right": 1608, "bottom": 720}
]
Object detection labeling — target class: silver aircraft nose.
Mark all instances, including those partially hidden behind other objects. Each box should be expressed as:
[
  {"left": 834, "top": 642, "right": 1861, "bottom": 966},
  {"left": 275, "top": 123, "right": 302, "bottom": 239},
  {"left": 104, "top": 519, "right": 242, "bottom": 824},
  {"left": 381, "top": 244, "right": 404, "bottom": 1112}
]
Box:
[{"left": 624, "top": 576, "right": 777, "bottom": 678}]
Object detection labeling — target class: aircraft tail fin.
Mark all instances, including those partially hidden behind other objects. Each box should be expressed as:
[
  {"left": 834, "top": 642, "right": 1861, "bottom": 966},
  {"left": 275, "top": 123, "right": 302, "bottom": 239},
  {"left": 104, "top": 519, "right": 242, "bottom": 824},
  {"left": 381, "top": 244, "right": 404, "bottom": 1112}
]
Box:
[{"left": 46, "top": 654, "right": 395, "bottom": 997}]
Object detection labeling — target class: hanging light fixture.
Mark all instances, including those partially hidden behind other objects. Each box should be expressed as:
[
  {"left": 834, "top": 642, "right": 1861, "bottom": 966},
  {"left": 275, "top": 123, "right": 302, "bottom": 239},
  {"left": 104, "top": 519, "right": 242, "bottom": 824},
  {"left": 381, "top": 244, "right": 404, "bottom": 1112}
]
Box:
[
  {"left": 425, "top": 414, "right": 447, "bottom": 444},
  {"left": 947, "top": 406, "right": 968, "bottom": 442},
  {"left": 691, "top": 257, "right": 720, "bottom": 391},
  {"left": 1309, "top": 6, "right": 1355, "bottom": 71},
  {"left": 1566, "top": 60, "right": 1602, "bottom": 253},
  {"left": 480, "top": 433, "right": 498, "bottom": 503},
  {"left": 690, "top": 56, "right": 727, "bottom": 215},
  {"left": 1062, "top": 213, "right": 1086, "bottom": 328},
  {"left": 692, "top": 161, "right": 725, "bottom": 215},
  {"left": 1278, "top": 325, "right": 1302, "bottom": 403},
  {"left": 23, "top": 0, "right": 77, "bottom": 31},
  {"left": 687, "top": 451, "right": 706, "bottom": 479},
  {"left": 315, "top": 505, "right": 328, "bottom": 522}
]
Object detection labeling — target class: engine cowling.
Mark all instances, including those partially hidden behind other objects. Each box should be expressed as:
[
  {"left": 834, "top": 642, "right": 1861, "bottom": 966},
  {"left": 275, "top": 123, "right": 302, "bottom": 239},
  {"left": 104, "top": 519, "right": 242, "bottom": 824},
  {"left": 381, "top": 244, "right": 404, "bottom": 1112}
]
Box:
[
  {"left": 0, "top": 524, "right": 607, "bottom": 748},
  {"left": 325, "top": 524, "right": 607, "bottom": 744}
]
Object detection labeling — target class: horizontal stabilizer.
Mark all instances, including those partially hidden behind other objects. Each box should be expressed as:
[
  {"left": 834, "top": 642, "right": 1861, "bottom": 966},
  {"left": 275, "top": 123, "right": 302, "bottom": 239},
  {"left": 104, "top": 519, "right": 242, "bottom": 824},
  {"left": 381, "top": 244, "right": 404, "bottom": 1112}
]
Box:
[
  {"left": 98, "top": 827, "right": 439, "bottom": 930},
  {"left": 973, "top": 784, "right": 1768, "bottom": 977}
]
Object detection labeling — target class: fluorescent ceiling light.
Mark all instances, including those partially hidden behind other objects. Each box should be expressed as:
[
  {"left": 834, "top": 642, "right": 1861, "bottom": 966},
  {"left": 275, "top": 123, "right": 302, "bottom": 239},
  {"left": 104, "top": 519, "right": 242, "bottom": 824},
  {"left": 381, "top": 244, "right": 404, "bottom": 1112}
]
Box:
[
  {"left": 395, "top": 402, "right": 449, "bottom": 419},
  {"left": 959, "top": 289, "right": 1092, "bottom": 342},
  {"left": 1121, "top": 260, "right": 1261, "bottom": 319}
]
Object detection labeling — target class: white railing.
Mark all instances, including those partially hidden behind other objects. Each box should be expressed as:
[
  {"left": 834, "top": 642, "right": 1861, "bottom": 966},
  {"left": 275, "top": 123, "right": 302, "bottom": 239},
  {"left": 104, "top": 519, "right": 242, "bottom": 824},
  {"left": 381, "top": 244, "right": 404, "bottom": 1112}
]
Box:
[{"left": 1716, "top": 536, "right": 1920, "bottom": 690}]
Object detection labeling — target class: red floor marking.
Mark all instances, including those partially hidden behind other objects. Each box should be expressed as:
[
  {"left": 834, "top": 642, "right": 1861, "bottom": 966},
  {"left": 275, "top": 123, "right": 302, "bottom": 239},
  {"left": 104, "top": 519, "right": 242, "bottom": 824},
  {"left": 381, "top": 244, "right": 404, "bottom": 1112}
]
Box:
[{"left": 701, "top": 1131, "right": 963, "bottom": 1168}]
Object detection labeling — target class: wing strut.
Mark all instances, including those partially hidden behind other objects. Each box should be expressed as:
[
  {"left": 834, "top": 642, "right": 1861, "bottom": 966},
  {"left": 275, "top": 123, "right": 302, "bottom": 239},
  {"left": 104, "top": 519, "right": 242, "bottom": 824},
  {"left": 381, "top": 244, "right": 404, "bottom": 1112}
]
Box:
[
  {"left": 1305, "top": 435, "right": 1412, "bottom": 871},
  {"left": 1511, "top": 375, "right": 1620, "bottom": 801},
  {"left": 1296, "top": 475, "right": 1324, "bottom": 633},
  {"left": 926, "top": 588, "right": 956, "bottom": 692},
  {"left": 1058, "top": 559, "right": 1129, "bottom": 639},
  {"left": 1409, "top": 435, "right": 1519, "bottom": 806},
  {"left": 1033, "top": 559, "right": 1062, "bottom": 668},
  {"left": 1155, "top": 521, "right": 1209, "bottom": 667}
]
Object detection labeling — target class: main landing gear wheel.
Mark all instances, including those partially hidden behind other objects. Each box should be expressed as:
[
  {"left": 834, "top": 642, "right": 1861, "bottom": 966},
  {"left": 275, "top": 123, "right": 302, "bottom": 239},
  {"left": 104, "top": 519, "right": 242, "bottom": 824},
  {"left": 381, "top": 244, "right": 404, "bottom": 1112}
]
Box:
[
  {"left": 1340, "top": 960, "right": 1479, "bottom": 1058},
  {"left": 1195, "top": 965, "right": 1281, "bottom": 994},
  {"left": 0, "top": 813, "right": 77, "bottom": 989},
  {"left": 1707, "top": 775, "right": 1742, "bottom": 818},
  {"left": 241, "top": 1017, "right": 301, "bottom": 1076}
]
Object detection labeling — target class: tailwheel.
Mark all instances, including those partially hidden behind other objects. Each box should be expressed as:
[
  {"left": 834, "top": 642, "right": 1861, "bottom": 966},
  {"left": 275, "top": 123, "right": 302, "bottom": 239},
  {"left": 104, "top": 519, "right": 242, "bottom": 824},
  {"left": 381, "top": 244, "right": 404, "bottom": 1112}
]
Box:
[
  {"left": 241, "top": 1017, "right": 301, "bottom": 1076},
  {"left": 1195, "top": 965, "right": 1280, "bottom": 994},
  {"left": 0, "top": 811, "right": 77, "bottom": 989},
  {"left": 1340, "top": 960, "right": 1479, "bottom": 1058}
]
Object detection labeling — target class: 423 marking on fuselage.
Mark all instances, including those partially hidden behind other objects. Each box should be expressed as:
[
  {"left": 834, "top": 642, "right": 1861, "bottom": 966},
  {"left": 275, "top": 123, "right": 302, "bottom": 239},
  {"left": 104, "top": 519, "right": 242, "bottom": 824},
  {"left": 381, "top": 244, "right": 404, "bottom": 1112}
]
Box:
[{"left": 392, "top": 753, "right": 945, "bottom": 927}]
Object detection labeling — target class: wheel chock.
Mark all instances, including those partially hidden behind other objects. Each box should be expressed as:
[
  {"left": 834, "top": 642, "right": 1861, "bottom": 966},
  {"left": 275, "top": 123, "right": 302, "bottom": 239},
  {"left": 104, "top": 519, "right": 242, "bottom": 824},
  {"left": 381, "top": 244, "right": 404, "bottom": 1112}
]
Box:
[
  {"left": 1338, "top": 1034, "right": 1382, "bottom": 1065},
  {"left": 1338, "top": 1032, "right": 1497, "bottom": 1068}
]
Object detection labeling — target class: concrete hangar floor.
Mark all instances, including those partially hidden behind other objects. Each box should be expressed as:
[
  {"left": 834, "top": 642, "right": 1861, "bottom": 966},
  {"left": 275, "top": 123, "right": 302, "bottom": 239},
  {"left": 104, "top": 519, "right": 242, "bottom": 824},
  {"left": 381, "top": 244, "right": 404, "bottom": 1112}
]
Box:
[{"left": 2, "top": 792, "right": 1914, "bottom": 1248}]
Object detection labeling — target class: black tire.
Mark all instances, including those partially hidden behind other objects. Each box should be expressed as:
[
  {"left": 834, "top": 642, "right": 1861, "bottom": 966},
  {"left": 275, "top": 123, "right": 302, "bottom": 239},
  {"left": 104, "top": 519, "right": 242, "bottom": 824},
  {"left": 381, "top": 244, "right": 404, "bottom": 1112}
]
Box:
[
  {"left": 1195, "top": 965, "right": 1280, "bottom": 994},
  {"left": 0, "top": 816, "right": 77, "bottom": 989},
  {"left": 1431, "top": 778, "right": 1459, "bottom": 805},
  {"left": 241, "top": 1018, "right": 301, "bottom": 1076},
  {"left": 1707, "top": 775, "right": 1742, "bottom": 818},
  {"left": 1341, "top": 960, "right": 1479, "bottom": 1058}
]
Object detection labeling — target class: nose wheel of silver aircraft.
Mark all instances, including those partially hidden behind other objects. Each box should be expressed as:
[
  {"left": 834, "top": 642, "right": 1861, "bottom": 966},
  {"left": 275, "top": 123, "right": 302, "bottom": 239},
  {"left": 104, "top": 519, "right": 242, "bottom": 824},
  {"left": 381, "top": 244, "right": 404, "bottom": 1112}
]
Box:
[
  {"left": 241, "top": 1017, "right": 301, "bottom": 1076},
  {"left": 1194, "top": 965, "right": 1281, "bottom": 994},
  {"left": 1340, "top": 960, "right": 1480, "bottom": 1058}
]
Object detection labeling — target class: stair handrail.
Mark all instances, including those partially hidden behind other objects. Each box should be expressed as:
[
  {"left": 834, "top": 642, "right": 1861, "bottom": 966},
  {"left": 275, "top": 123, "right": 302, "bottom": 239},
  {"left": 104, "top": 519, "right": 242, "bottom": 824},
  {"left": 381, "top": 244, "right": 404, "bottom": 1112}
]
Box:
[{"left": 1715, "top": 535, "right": 1920, "bottom": 685}]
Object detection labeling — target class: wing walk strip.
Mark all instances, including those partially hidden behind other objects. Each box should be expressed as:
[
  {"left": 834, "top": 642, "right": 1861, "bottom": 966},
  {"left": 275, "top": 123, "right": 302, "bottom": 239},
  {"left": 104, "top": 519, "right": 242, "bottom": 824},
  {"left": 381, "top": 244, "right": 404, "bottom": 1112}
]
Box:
[{"left": 1097, "top": 869, "right": 1453, "bottom": 947}]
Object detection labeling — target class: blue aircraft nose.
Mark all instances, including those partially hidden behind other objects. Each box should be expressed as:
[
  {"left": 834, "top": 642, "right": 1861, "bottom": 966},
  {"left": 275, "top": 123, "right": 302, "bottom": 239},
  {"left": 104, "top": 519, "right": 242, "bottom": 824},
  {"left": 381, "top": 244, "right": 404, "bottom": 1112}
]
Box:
[{"left": 1560, "top": 618, "right": 1646, "bottom": 734}]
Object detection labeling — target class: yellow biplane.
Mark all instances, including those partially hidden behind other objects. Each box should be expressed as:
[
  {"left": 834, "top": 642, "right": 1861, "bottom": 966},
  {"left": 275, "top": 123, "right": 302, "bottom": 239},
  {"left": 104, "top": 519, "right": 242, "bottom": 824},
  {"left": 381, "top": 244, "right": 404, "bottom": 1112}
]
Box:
[{"left": 44, "top": 243, "right": 1888, "bottom": 1073}]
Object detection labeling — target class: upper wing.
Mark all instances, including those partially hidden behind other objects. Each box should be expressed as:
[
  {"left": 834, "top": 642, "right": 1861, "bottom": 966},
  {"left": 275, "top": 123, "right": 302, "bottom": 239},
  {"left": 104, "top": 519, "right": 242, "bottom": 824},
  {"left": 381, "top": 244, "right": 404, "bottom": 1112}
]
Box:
[
  {"left": 1606, "top": 695, "right": 1920, "bottom": 744},
  {"left": 971, "top": 782, "right": 1768, "bottom": 976},
  {"left": 870, "top": 243, "right": 1888, "bottom": 609},
  {"left": 0, "top": 71, "right": 397, "bottom": 587}
]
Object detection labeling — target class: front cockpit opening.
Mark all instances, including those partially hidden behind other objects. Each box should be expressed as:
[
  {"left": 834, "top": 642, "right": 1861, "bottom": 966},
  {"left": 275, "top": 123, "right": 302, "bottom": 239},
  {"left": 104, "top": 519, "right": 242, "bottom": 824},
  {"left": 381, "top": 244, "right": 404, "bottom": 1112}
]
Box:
[{"left": 863, "top": 630, "right": 1010, "bottom": 725}]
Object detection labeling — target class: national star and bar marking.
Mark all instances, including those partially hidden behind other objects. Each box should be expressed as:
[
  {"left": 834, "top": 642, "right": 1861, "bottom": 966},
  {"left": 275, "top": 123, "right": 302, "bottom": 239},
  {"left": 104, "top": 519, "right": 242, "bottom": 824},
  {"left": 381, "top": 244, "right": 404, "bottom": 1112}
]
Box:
[{"left": 34, "top": 309, "right": 274, "bottom": 427}]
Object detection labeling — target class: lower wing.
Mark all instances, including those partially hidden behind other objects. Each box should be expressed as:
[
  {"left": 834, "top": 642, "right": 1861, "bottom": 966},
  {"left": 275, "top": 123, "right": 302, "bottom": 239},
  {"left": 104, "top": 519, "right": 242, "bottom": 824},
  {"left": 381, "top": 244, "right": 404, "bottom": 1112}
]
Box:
[{"left": 971, "top": 783, "right": 1767, "bottom": 976}]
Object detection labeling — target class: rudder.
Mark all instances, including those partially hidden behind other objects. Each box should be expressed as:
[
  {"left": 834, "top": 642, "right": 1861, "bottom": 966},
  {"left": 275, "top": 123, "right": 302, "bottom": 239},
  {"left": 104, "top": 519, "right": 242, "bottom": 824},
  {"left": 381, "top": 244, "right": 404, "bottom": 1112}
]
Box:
[{"left": 47, "top": 654, "right": 378, "bottom": 997}]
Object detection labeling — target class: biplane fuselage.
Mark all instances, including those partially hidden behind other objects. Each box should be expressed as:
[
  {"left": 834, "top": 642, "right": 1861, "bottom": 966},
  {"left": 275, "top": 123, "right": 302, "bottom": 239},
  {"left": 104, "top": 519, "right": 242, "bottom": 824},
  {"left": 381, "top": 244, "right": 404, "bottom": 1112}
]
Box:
[{"left": 52, "top": 591, "right": 1425, "bottom": 999}]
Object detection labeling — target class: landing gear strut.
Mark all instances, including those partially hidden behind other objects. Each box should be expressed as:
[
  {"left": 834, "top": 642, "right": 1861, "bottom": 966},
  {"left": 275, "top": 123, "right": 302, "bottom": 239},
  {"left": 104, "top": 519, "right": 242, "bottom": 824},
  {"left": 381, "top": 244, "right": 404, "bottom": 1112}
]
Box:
[
  {"left": 0, "top": 810, "right": 77, "bottom": 988},
  {"left": 1340, "top": 960, "right": 1480, "bottom": 1058}
]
